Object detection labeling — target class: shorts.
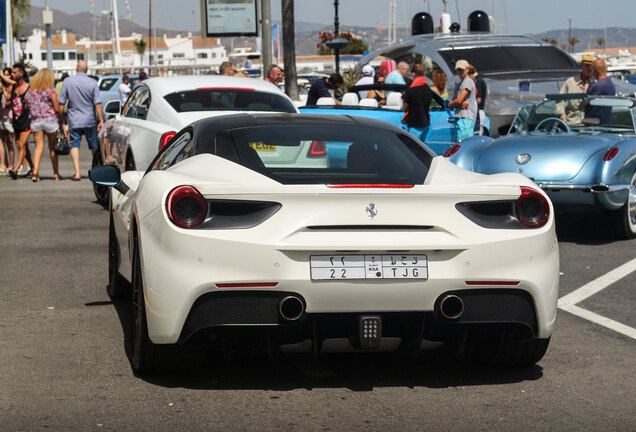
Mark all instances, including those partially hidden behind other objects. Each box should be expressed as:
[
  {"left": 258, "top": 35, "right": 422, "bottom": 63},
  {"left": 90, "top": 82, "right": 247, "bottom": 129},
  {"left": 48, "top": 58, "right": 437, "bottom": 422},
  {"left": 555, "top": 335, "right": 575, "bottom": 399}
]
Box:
[
  {"left": 0, "top": 118, "right": 13, "bottom": 132},
  {"left": 455, "top": 118, "right": 476, "bottom": 142},
  {"left": 405, "top": 125, "right": 431, "bottom": 144},
  {"left": 69, "top": 126, "right": 98, "bottom": 150},
  {"left": 31, "top": 119, "right": 59, "bottom": 134}
]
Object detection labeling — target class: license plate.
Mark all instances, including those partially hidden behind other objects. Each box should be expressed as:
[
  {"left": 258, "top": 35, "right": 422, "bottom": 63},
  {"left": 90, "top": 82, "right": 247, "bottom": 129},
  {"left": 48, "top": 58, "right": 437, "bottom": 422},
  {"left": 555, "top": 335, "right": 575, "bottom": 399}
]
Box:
[
  {"left": 250, "top": 143, "right": 277, "bottom": 151},
  {"left": 310, "top": 254, "right": 428, "bottom": 280}
]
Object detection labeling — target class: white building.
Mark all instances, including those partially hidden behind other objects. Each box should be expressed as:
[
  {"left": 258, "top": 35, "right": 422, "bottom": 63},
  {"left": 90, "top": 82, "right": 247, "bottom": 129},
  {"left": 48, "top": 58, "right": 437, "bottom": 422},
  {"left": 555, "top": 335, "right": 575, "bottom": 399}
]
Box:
[
  {"left": 15, "top": 29, "right": 228, "bottom": 74},
  {"left": 16, "top": 29, "right": 79, "bottom": 70}
]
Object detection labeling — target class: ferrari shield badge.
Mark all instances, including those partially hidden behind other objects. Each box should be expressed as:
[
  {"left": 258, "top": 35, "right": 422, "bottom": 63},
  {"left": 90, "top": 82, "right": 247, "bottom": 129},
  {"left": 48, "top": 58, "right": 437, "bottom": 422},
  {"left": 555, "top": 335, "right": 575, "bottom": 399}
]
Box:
[
  {"left": 516, "top": 153, "right": 531, "bottom": 164},
  {"left": 366, "top": 203, "right": 378, "bottom": 219}
]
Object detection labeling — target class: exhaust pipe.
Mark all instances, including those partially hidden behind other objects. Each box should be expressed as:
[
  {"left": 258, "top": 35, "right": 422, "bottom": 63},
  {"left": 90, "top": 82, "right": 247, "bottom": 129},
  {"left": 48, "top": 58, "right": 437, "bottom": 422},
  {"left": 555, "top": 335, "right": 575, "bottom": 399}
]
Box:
[
  {"left": 278, "top": 295, "right": 304, "bottom": 321},
  {"left": 439, "top": 294, "right": 464, "bottom": 320}
]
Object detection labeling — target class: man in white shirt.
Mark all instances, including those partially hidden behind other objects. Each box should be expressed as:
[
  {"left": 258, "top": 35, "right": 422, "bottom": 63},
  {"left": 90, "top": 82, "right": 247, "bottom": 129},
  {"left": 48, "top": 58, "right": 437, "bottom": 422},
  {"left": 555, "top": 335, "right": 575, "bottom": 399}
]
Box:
[
  {"left": 118, "top": 75, "right": 131, "bottom": 105},
  {"left": 355, "top": 65, "right": 375, "bottom": 99}
]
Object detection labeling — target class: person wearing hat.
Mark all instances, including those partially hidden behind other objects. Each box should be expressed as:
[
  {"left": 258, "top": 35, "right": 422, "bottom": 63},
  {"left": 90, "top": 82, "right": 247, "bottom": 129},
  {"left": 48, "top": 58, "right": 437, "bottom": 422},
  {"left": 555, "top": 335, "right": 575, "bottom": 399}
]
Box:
[
  {"left": 448, "top": 59, "right": 478, "bottom": 142},
  {"left": 555, "top": 53, "right": 596, "bottom": 125},
  {"left": 355, "top": 65, "right": 375, "bottom": 99}
]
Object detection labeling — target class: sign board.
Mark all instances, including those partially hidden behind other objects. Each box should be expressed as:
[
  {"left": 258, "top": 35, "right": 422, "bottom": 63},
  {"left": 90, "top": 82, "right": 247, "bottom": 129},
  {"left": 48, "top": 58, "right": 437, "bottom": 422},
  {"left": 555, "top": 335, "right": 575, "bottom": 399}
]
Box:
[{"left": 200, "top": 0, "right": 258, "bottom": 38}]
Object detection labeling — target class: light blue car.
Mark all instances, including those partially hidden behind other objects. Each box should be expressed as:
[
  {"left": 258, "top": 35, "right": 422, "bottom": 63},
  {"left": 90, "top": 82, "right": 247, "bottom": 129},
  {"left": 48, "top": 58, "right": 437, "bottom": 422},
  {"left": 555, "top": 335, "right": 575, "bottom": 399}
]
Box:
[
  {"left": 299, "top": 83, "right": 490, "bottom": 156},
  {"left": 446, "top": 93, "right": 636, "bottom": 239},
  {"left": 98, "top": 74, "right": 140, "bottom": 106}
]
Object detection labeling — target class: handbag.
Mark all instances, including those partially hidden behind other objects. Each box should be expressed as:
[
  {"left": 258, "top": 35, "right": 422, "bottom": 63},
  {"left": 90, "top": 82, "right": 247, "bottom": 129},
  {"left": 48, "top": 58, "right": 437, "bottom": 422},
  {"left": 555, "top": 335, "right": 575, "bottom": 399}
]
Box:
[{"left": 54, "top": 129, "right": 70, "bottom": 155}]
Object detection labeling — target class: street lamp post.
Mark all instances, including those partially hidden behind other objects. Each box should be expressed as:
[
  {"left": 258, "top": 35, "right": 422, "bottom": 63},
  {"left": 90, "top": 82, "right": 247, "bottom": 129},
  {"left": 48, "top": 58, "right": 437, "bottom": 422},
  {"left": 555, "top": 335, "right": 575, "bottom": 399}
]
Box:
[
  {"left": 19, "top": 38, "right": 27, "bottom": 63},
  {"left": 324, "top": 0, "right": 348, "bottom": 75}
]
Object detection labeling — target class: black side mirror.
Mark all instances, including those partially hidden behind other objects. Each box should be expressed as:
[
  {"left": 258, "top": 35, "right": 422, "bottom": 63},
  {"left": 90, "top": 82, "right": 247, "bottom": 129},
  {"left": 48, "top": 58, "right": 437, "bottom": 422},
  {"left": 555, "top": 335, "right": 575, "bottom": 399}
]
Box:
[{"left": 88, "top": 165, "right": 129, "bottom": 194}]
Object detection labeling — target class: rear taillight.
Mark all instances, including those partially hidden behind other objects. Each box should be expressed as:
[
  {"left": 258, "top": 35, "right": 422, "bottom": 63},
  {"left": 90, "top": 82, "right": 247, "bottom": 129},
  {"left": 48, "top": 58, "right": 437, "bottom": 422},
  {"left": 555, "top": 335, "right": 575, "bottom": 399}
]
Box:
[
  {"left": 603, "top": 147, "right": 619, "bottom": 161},
  {"left": 166, "top": 185, "right": 207, "bottom": 229},
  {"left": 443, "top": 144, "right": 461, "bottom": 158},
  {"left": 307, "top": 140, "right": 326, "bottom": 157},
  {"left": 515, "top": 186, "right": 549, "bottom": 228},
  {"left": 159, "top": 131, "right": 177, "bottom": 150}
]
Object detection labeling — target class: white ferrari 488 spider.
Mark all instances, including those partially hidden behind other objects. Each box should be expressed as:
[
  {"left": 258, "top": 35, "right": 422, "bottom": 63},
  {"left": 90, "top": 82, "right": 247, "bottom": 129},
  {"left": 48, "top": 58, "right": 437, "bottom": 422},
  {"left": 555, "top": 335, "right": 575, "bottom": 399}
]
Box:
[{"left": 90, "top": 114, "right": 559, "bottom": 372}]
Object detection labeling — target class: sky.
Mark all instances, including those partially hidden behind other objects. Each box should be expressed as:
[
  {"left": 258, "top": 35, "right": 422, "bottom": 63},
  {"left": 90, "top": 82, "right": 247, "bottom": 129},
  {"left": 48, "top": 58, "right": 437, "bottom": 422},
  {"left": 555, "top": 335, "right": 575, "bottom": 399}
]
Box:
[{"left": 30, "top": 0, "right": 634, "bottom": 35}]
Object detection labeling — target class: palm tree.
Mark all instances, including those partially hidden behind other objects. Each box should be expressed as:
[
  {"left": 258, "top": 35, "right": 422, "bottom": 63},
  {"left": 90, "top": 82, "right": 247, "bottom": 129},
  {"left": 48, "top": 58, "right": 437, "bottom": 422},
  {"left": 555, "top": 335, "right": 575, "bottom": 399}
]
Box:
[
  {"left": 568, "top": 36, "right": 580, "bottom": 53},
  {"left": 281, "top": 0, "right": 298, "bottom": 101},
  {"left": 596, "top": 38, "right": 605, "bottom": 50},
  {"left": 541, "top": 37, "right": 558, "bottom": 46},
  {"left": 133, "top": 38, "right": 147, "bottom": 66},
  {"left": 11, "top": 0, "right": 31, "bottom": 37}
]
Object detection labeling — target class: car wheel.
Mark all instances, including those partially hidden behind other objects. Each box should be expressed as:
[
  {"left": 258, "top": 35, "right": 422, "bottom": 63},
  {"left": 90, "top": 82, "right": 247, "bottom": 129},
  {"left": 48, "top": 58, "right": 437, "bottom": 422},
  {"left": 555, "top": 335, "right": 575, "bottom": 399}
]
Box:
[
  {"left": 125, "top": 150, "right": 136, "bottom": 172},
  {"left": 130, "top": 239, "right": 203, "bottom": 372},
  {"left": 92, "top": 150, "right": 109, "bottom": 208},
  {"left": 467, "top": 337, "right": 551, "bottom": 366},
  {"left": 107, "top": 211, "right": 130, "bottom": 300},
  {"left": 611, "top": 170, "right": 636, "bottom": 240},
  {"left": 131, "top": 241, "right": 160, "bottom": 372}
]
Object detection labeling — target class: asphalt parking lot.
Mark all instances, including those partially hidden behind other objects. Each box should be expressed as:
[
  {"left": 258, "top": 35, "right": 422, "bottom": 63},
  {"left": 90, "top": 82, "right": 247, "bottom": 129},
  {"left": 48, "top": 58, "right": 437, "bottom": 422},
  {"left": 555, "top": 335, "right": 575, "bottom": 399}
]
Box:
[{"left": 0, "top": 148, "right": 634, "bottom": 431}]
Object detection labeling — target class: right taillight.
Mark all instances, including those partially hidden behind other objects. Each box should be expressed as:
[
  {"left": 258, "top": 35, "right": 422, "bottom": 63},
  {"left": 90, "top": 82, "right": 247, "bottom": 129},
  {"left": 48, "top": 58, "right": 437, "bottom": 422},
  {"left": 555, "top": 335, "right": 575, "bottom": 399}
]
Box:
[
  {"left": 515, "top": 186, "right": 549, "bottom": 228},
  {"left": 443, "top": 144, "right": 461, "bottom": 158},
  {"left": 159, "top": 131, "right": 177, "bottom": 151},
  {"left": 603, "top": 147, "right": 619, "bottom": 161},
  {"left": 166, "top": 185, "right": 207, "bottom": 229}
]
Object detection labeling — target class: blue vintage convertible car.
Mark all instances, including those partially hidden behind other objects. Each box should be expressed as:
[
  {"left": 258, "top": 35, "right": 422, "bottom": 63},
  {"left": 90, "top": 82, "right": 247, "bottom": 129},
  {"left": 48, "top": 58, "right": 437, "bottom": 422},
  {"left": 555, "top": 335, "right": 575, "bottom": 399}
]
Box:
[
  {"left": 299, "top": 84, "right": 490, "bottom": 156},
  {"left": 446, "top": 94, "right": 636, "bottom": 239}
]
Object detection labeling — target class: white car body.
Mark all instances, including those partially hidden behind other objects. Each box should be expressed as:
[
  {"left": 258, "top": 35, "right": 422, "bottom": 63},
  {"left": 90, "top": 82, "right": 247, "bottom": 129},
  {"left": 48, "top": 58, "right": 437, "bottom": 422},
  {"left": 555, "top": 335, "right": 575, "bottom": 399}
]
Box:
[
  {"left": 95, "top": 114, "right": 559, "bottom": 371},
  {"left": 98, "top": 75, "right": 298, "bottom": 172}
]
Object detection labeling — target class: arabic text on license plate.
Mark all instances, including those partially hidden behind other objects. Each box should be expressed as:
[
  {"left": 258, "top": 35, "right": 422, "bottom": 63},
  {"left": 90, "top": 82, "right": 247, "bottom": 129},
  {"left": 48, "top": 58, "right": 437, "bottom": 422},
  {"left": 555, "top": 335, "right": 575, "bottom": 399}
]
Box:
[{"left": 310, "top": 254, "right": 428, "bottom": 280}]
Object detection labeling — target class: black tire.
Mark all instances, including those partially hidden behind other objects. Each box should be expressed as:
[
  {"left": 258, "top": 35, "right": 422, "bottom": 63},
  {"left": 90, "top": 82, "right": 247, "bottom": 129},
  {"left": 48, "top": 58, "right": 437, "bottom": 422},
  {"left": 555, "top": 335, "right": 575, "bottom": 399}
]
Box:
[
  {"left": 468, "top": 337, "right": 550, "bottom": 366},
  {"left": 91, "top": 150, "right": 109, "bottom": 207},
  {"left": 107, "top": 212, "right": 130, "bottom": 300},
  {"left": 131, "top": 241, "right": 161, "bottom": 372},
  {"left": 130, "top": 240, "right": 203, "bottom": 372},
  {"left": 611, "top": 171, "right": 636, "bottom": 240}
]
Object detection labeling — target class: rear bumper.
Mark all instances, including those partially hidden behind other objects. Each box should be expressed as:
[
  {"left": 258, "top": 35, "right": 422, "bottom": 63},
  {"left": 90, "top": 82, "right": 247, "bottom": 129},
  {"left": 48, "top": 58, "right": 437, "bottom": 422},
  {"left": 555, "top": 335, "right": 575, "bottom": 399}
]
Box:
[
  {"left": 538, "top": 183, "right": 631, "bottom": 210},
  {"left": 179, "top": 289, "right": 539, "bottom": 353}
]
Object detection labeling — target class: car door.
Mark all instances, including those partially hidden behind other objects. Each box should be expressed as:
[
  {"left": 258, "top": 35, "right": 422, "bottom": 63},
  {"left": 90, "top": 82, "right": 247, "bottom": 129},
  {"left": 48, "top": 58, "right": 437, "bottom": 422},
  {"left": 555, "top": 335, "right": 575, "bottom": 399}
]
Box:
[
  {"left": 119, "top": 85, "right": 178, "bottom": 171},
  {"left": 106, "top": 87, "right": 142, "bottom": 170}
]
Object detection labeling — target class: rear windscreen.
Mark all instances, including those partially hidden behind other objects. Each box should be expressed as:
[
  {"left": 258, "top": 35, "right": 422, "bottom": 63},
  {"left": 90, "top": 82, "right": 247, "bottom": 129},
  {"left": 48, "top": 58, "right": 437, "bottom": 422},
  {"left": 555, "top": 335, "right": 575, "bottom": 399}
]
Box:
[
  {"left": 439, "top": 46, "right": 577, "bottom": 75},
  {"left": 164, "top": 89, "right": 296, "bottom": 113},
  {"left": 226, "top": 125, "right": 434, "bottom": 185}
]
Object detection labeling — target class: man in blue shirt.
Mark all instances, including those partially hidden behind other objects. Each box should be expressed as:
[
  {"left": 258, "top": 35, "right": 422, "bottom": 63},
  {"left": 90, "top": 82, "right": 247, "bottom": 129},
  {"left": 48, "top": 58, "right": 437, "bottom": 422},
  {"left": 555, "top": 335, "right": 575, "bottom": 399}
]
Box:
[
  {"left": 58, "top": 60, "right": 104, "bottom": 181},
  {"left": 586, "top": 58, "right": 616, "bottom": 125}
]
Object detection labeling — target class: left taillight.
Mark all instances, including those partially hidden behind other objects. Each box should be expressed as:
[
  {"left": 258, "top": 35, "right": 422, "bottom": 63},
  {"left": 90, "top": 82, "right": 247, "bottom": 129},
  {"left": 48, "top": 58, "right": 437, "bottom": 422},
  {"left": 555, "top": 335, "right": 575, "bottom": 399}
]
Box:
[
  {"left": 166, "top": 185, "right": 207, "bottom": 229},
  {"left": 603, "top": 147, "right": 619, "bottom": 161},
  {"left": 515, "top": 186, "right": 550, "bottom": 228},
  {"left": 159, "top": 131, "right": 177, "bottom": 151},
  {"left": 307, "top": 140, "right": 326, "bottom": 157}
]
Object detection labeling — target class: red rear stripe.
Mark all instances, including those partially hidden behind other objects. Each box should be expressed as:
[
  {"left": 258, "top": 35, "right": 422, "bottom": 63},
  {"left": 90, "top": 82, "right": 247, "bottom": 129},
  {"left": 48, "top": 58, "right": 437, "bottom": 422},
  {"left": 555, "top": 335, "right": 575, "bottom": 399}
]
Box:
[
  {"left": 465, "top": 281, "right": 520, "bottom": 286},
  {"left": 216, "top": 282, "right": 278, "bottom": 288},
  {"left": 196, "top": 87, "right": 254, "bottom": 91},
  {"left": 327, "top": 184, "right": 414, "bottom": 189}
]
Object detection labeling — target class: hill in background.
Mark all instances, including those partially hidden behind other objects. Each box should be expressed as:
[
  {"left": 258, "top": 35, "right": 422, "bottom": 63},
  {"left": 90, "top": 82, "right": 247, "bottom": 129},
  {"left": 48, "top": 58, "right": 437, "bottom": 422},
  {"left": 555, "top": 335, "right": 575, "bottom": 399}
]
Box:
[{"left": 20, "top": 6, "right": 636, "bottom": 56}]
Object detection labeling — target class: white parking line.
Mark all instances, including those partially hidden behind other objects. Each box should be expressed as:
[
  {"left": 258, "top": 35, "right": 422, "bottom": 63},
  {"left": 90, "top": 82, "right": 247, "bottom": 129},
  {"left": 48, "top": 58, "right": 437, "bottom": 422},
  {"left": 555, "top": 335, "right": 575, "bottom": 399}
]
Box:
[{"left": 558, "top": 257, "right": 636, "bottom": 340}]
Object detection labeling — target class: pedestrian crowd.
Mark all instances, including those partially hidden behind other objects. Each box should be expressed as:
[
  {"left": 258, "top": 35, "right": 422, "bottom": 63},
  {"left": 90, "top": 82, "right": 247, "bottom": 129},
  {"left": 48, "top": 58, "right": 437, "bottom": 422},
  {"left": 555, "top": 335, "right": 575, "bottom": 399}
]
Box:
[{"left": 1, "top": 60, "right": 102, "bottom": 181}]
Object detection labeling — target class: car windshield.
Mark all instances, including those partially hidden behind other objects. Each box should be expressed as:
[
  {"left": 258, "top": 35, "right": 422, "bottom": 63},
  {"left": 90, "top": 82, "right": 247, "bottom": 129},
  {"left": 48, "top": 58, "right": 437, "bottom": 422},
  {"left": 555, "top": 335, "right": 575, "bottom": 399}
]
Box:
[
  {"left": 224, "top": 125, "right": 434, "bottom": 185},
  {"left": 438, "top": 46, "right": 576, "bottom": 77},
  {"left": 515, "top": 95, "right": 636, "bottom": 134},
  {"left": 164, "top": 89, "right": 296, "bottom": 113}
]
